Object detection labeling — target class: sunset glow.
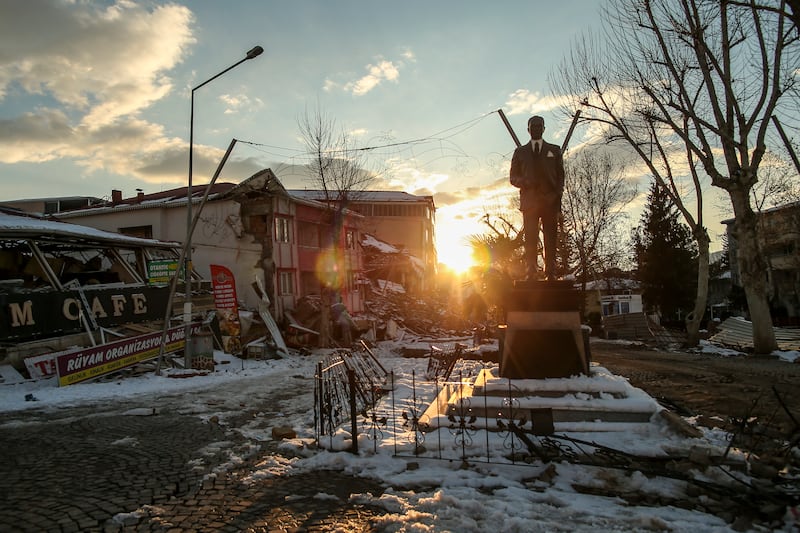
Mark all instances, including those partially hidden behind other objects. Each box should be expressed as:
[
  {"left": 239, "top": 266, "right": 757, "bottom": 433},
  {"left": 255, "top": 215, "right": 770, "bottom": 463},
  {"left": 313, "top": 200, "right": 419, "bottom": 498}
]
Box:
[
  {"left": 436, "top": 237, "right": 475, "bottom": 274},
  {"left": 435, "top": 208, "right": 487, "bottom": 274}
]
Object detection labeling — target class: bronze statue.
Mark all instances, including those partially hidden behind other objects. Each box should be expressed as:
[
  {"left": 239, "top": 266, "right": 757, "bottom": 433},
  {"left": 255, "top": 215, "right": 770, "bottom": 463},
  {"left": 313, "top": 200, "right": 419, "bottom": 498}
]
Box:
[{"left": 509, "top": 115, "right": 565, "bottom": 281}]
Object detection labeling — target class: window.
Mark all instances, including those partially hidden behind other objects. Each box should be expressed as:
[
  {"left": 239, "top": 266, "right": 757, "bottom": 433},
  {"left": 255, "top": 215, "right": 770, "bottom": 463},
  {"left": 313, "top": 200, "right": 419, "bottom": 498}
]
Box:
[
  {"left": 279, "top": 271, "right": 294, "bottom": 295},
  {"left": 298, "top": 221, "right": 320, "bottom": 248},
  {"left": 119, "top": 225, "right": 153, "bottom": 239},
  {"left": 345, "top": 229, "right": 355, "bottom": 249},
  {"left": 275, "top": 217, "right": 290, "bottom": 243}
]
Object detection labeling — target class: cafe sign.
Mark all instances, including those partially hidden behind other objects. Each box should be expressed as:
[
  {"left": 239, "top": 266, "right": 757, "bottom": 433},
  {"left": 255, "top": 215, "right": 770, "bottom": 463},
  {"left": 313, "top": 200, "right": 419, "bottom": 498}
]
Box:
[{"left": 1, "top": 285, "right": 170, "bottom": 342}]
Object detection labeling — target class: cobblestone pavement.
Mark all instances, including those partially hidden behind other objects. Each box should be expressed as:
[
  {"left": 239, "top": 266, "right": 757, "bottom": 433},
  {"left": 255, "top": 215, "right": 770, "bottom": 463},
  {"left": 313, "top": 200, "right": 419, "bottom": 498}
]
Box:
[{"left": 0, "top": 393, "right": 388, "bottom": 532}]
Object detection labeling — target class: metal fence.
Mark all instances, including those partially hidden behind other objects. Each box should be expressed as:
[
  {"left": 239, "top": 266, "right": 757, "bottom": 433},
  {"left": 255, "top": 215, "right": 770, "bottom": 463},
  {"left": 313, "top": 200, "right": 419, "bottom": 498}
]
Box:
[
  {"left": 313, "top": 344, "right": 548, "bottom": 464},
  {"left": 312, "top": 347, "right": 800, "bottom": 524},
  {"left": 313, "top": 341, "right": 389, "bottom": 453}
]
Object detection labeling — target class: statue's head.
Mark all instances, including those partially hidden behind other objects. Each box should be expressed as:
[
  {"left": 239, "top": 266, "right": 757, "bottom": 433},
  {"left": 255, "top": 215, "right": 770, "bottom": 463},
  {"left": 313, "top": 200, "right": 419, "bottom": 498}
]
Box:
[{"left": 528, "top": 116, "right": 545, "bottom": 140}]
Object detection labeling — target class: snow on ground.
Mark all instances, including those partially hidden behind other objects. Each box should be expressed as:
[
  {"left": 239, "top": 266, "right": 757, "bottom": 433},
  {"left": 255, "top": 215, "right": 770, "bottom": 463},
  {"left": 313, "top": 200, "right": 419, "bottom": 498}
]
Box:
[
  {"left": 691, "top": 338, "right": 800, "bottom": 362},
  {"left": 775, "top": 349, "right": 800, "bottom": 363},
  {"left": 2, "top": 338, "right": 798, "bottom": 532}
]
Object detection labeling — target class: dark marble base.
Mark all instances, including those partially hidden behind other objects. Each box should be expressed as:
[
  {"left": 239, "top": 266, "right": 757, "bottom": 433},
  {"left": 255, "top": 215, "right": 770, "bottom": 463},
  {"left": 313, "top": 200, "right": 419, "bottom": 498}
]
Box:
[{"left": 499, "top": 281, "right": 589, "bottom": 379}]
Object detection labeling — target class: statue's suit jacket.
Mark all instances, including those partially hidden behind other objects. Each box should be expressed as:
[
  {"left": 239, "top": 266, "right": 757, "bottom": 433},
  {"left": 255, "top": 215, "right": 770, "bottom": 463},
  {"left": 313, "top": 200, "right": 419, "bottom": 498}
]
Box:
[{"left": 509, "top": 140, "right": 565, "bottom": 212}]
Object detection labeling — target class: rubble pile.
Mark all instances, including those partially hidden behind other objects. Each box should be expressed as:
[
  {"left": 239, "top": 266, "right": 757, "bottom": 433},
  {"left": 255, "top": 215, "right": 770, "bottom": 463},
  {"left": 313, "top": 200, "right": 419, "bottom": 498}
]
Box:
[{"left": 359, "top": 283, "right": 478, "bottom": 339}]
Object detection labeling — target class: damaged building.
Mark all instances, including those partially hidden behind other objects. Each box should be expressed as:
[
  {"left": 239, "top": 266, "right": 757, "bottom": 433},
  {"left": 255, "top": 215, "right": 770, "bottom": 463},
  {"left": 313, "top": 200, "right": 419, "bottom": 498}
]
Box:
[
  {"left": 0, "top": 209, "right": 188, "bottom": 377},
  {"left": 38, "top": 169, "right": 367, "bottom": 325},
  {"left": 0, "top": 170, "right": 447, "bottom": 367},
  {"left": 289, "top": 190, "right": 437, "bottom": 293}
]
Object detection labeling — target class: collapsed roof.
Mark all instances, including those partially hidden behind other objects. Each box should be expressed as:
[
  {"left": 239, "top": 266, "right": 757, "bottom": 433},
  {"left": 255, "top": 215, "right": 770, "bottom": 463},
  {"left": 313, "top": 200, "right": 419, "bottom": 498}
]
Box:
[{"left": 0, "top": 209, "right": 179, "bottom": 250}]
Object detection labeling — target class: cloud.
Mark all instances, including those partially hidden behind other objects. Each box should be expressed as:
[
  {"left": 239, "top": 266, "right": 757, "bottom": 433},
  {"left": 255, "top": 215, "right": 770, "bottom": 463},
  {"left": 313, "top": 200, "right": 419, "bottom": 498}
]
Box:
[
  {"left": 0, "top": 1, "right": 199, "bottom": 183},
  {"left": 0, "top": 110, "right": 74, "bottom": 163},
  {"left": 383, "top": 163, "right": 450, "bottom": 193},
  {"left": 400, "top": 49, "right": 416, "bottom": 62},
  {"left": 0, "top": 2, "right": 195, "bottom": 127},
  {"left": 220, "top": 93, "right": 264, "bottom": 115},
  {"left": 344, "top": 59, "right": 400, "bottom": 96},
  {"left": 328, "top": 50, "right": 413, "bottom": 96},
  {"left": 432, "top": 191, "right": 461, "bottom": 206},
  {"left": 0, "top": 105, "right": 263, "bottom": 188},
  {"left": 322, "top": 79, "right": 339, "bottom": 92},
  {"left": 504, "top": 89, "right": 565, "bottom": 116}
]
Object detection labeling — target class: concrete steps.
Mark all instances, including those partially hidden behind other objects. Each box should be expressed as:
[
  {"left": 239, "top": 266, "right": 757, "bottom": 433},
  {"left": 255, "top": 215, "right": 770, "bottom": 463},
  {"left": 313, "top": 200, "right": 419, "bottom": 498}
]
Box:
[{"left": 420, "top": 364, "right": 662, "bottom": 433}]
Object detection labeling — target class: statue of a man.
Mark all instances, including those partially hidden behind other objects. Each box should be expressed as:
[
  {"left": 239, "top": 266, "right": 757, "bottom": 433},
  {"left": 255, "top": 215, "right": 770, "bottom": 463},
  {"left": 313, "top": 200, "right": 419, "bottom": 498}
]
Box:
[{"left": 509, "top": 115, "right": 565, "bottom": 281}]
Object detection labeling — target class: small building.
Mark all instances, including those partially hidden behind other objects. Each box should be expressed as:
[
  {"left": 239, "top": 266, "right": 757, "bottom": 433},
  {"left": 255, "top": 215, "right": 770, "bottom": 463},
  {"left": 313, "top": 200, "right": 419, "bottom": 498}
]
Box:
[
  {"left": 582, "top": 278, "right": 644, "bottom": 318},
  {"left": 706, "top": 250, "right": 733, "bottom": 321},
  {"left": 0, "top": 208, "right": 185, "bottom": 374},
  {"left": 1, "top": 195, "right": 105, "bottom": 215}
]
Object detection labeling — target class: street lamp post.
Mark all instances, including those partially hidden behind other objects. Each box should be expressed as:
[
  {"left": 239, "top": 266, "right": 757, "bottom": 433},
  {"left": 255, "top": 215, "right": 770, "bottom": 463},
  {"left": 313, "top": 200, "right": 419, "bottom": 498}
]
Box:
[{"left": 184, "top": 45, "right": 263, "bottom": 367}]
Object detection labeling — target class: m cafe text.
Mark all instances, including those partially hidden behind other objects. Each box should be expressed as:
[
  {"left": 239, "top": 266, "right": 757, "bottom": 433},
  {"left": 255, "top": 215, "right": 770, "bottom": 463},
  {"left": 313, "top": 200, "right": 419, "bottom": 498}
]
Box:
[{"left": 1, "top": 285, "right": 170, "bottom": 342}]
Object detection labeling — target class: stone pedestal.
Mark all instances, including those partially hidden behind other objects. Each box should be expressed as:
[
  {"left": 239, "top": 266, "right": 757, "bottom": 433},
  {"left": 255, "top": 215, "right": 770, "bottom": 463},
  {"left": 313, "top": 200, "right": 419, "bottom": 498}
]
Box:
[{"left": 500, "top": 280, "right": 589, "bottom": 379}]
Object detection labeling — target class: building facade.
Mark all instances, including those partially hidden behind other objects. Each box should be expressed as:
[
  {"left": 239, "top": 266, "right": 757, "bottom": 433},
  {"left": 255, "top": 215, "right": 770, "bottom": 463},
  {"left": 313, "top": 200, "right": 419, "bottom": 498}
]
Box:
[
  {"left": 724, "top": 201, "right": 800, "bottom": 324},
  {"left": 40, "top": 169, "right": 366, "bottom": 323},
  {"left": 582, "top": 278, "right": 644, "bottom": 318},
  {"left": 289, "top": 190, "right": 437, "bottom": 292}
]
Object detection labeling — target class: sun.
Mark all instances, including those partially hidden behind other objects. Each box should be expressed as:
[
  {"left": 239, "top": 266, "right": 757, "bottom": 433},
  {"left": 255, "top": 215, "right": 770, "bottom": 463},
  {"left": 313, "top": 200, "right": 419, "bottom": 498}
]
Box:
[
  {"left": 438, "top": 243, "right": 475, "bottom": 274},
  {"left": 434, "top": 204, "right": 489, "bottom": 275},
  {"left": 436, "top": 231, "right": 477, "bottom": 275}
]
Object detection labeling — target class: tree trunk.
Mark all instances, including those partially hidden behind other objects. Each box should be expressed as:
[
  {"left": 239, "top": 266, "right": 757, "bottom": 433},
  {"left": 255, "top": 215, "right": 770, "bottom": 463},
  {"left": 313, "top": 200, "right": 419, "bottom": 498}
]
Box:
[
  {"left": 685, "top": 232, "right": 709, "bottom": 348},
  {"left": 730, "top": 190, "right": 778, "bottom": 354}
]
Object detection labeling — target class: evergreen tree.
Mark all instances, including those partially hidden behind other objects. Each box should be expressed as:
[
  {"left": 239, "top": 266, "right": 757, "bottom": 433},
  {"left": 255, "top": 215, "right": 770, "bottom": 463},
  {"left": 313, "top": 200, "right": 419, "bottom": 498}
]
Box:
[{"left": 633, "top": 182, "right": 697, "bottom": 323}]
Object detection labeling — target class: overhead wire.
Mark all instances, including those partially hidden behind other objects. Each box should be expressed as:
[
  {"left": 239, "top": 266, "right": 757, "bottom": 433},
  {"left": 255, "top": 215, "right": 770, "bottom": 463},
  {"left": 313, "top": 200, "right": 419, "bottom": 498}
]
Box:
[
  {"left": 235, "top": 109, "right": 513, "bottom": 189},
  {"left": 237, "top": 109, "right": 500, "bottom": 159}
]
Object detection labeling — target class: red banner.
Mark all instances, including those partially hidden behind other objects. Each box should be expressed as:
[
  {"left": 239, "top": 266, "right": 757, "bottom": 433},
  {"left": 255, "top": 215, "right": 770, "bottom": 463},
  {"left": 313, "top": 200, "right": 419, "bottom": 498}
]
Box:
[{"left": 210, "top": 264, "right": 242, "bottom": 354}]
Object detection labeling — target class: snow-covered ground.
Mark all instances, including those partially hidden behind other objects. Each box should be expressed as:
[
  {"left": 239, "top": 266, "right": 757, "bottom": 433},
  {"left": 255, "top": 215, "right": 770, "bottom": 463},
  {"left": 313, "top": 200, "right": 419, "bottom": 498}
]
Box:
[{"left": 1, "top": 337, "right": 798, "bottom": 532}]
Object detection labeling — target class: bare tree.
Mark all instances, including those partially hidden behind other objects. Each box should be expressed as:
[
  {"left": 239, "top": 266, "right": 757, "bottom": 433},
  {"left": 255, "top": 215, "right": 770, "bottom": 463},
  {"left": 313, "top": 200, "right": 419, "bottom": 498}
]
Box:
[
  {"left": 298, "top": 105, "right": 377, "bottom": 347},
  {"left": 749, "top": 152, "right": 800, "bottom": 211},
  {"left": 552, "top": 0, "right": 799, "bottom": 352},
  {"left": 562, "top": 150, "right": 637, "bottom": 308},
  {"left": 299, "top": 105, "right": 376, "bottom": 204},
  {"left": 553, "top": 32, "right": 711, "bottom": 347}
]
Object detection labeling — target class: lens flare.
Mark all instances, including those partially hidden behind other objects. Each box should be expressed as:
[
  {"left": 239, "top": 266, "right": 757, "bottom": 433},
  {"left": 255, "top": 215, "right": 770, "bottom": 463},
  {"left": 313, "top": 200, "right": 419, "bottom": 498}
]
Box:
[{"left": 315, "top": 247, "right": 343, "bottom": 289}]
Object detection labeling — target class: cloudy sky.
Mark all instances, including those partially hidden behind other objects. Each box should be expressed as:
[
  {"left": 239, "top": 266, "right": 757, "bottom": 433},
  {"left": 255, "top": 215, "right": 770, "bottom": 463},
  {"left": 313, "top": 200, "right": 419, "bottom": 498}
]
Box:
[{"left": 0, "top": 1, "right": 732, "bottom": 268}]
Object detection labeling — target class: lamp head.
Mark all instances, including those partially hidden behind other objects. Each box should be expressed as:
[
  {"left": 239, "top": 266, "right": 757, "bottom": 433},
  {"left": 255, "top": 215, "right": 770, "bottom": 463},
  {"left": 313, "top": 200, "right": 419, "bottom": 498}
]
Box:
[{"left": 246, "top": 46, "right": 264, "bottom": 59}]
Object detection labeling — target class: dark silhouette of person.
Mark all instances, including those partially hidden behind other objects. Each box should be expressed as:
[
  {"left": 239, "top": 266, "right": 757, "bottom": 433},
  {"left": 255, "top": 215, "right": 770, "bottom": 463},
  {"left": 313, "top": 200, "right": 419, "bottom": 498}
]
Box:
[{"left": 509, "top": 115, "right": 565, "bottom": 280}]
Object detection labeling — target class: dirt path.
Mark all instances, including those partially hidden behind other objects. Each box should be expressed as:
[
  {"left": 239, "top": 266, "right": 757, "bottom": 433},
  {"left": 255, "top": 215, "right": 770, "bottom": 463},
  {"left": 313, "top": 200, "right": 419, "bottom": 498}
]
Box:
[{"left": 591, "top": 341, "right": 800, "bottom": 442}]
